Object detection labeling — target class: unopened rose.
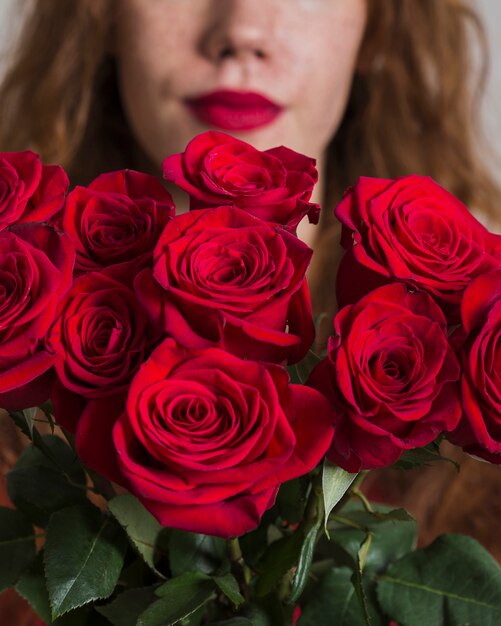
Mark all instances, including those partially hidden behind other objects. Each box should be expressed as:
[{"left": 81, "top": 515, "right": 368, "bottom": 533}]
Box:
[
  {"left": 308, "top": 283, "right": 461, "bottom": 472},
  {"left": 136, "top": 206, "right": 314, "bottom": 363},
  {"left": 76, "top": 339, "right": 334, "bottom": 537},
  {"left": 0, "top": 151, "right": 68, "bottom": 230},
  {"left": 163, "top": 131, "right": 320, "bottom": 230},
  {"left": 335, "top": 175, "right": 500, "bottom": 323},
  {"left": 0, "top": 223, "right": 74, "bottom": 409},
  {"left": 63, "top": 169, "right": 174, "bottom": 275},
  {"left": 448, "top": 270, "right": 501, "bottom": 463}
]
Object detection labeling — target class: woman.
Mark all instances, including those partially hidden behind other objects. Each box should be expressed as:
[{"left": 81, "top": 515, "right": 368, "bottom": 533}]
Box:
[{"left": 0, "top": 0, "right": 500, "bottom": 619}]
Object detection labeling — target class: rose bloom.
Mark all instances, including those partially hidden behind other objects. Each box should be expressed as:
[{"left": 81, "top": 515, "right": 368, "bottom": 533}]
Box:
[
  {"left": 48, "top": 267, "right": 160, "bottom": 432},
  {"left": 448, "top": 270, "right": 501, "bottom": 463},
  {"left": 163, "top": 131, "right": 320, "bottom": 230},
  {"left": 76, "top": 339, "right": 334, "bottom": 537},
  {"left": 136, "top": 205, "right": 314, "bottom": 363},
  {"left": 335, "top": 175, "right": 500, "bottom": 323},
  {"left": 0, "top": 150, "right": 68, "bottom": 230},
  {"left": 62, "top": 169, "right": 174, "bottom": 275},
  {"left": 0, "top": 223, "right": 74, "bottom": 409},
  {"left": 308, "top": 283, "right": 461, "bottom": 472}
]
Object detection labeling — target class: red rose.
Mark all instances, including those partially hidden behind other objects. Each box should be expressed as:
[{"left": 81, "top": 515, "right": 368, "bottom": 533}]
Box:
[
  {"left": 135, "top": 206, "right": 314, "bottom": 363},
  {"left": 62, "top": 169, "right": 174, "bottom": 274},
  {"left": 0, "top": 223, "right": 74, "bottom": 409},
  {"left": 448, "top": 270, "right": 501, "bottom": 463},
  {"left": 0, "top": 151, "right": 68, "bottom": 230},
  {"left": 76, "top": 339, "right": 334, "bottom": 537},
  {"left": 162, "top": 131, "right": 320, "bottom": 230},
  {"left": 335, "top": 176, "right": 500, "bottom": 322},
  {"left": 48, "top": 268, "right": 160, "bottom": 431},
  {"left": 308, "top": 283, "right": 461, "bottom": 472}
]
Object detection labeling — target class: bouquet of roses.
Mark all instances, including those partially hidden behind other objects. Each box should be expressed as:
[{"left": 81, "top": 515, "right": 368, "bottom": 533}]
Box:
[{"left": 0, "top": 131, "right": 500, "bottom": 626}]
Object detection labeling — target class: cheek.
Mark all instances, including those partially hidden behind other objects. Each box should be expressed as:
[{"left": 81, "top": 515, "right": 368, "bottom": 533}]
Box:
[
  {"left": 114, "top": 1, "right": 200, "bottom": 163},
  {"left": 292, "top": 2, "right": 367, "bottom": 149}
]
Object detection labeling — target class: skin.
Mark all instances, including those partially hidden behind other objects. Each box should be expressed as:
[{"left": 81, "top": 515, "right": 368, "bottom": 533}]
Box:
[{"left": 114, "top": 0, "right": 367, "bottom": 245}]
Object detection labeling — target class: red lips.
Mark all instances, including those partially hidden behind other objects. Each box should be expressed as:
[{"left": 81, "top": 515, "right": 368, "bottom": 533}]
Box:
[{"left": 185, "top": 90, "right": 283, "bottom": 131}]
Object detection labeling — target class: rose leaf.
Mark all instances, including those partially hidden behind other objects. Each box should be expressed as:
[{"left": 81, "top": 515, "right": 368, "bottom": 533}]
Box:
[
  {"left": 377, "top": 534, "right": 501, "bottom": 626},
  {"left": 44, "top": 504, "right": 127, "bottom": 619}
]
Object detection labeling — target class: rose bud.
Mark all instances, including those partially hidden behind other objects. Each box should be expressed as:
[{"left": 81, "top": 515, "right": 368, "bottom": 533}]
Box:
[
  {"left": 0, "top": 223, "right": 74, "bottom": 409},
  {"left": 308, "top": 283, "right": 461, "bottom": 472},
  {"left": 76, "top": 339, "right": 334, "bottom": 537},
  {"left": 0, "top": 150, "right": 68, "bottom": 230},
  {"left": 163, "top": 131, "right": 320, "bottom": 231},
  {"left": 135, "top": 206, "right": 314, "bottom": 364},
  {"left": 448, "top": 270, "right": 501, "bottom": 463},
  {"left": 62, "top": 169, "right": 174, "bottom": 275},
  {"left": 335, "top": 175, "right": 500, "bottom": 323}
]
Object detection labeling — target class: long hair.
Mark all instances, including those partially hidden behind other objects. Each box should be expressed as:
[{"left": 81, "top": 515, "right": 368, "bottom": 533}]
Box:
[{"left": 1, "top": 0, "right": 498, "bottom": 309}]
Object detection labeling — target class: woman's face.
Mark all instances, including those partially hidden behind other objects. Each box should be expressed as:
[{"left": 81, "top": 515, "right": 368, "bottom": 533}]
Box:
[{"left": 114, "top": 0, "right": 367, "bottom": 167}]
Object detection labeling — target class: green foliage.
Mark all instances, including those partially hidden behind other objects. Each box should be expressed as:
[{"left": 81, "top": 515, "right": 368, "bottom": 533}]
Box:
[
  {"left": 7, "top": 435, "right": 87, "bottom": 527},
  {"left": 255, "top": 532, "right": 304, "bottom": 597},
  {"left": 322, "top": 460, "right": 357, "bottom": 535},
  {"left": 276, "top": 476, "right": 309, "bottom": 525},
  {"left": 287, "top": 350, "right": 322, "bottom": 385},
  {"left": 377, "top": 534, "right": 501, "bottom": 626},
  {"left": 109, "top": 494, "right": 167, "bottom": 577},
  {"left": 96, "top": 586, "right": 160, "bottom": 626},
  {"left": 0, "top": 506, "right": 36, "bottom": 592},
  {"left": 289, "top": 523, "right": 321, "bottom": 604},
  {"left": 44, "top": 504, "right": 127, "bottom": 618},
  {"left": 214, "top": 572, "right": 245, "bottom": 606},
  {"left": 137, "top": 572, "right": 216, "bottom": 626},
  {"left": 168, "top": 530, "right": 229, "bottom": 576},
  {"left": 394, "top": 443, "right": 459, "bottom": 471},
  {"left": 298, "top": 567, "right": 385, "bottom": 626},
  {"left": 16, "top": 551, "right": 85, "bottom": 626}
]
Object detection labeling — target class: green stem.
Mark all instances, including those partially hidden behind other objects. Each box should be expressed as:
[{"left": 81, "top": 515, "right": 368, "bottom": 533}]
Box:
[{"left": 227, "top": 537, "right": 251, "bottom": 600}]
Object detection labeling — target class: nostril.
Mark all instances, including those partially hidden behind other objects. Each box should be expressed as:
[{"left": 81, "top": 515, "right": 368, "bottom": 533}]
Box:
[
  {"left": 219, "top": 46, "right": 234, "bottom": 59},
  {"left": 254, "top": 49, "right": 266, "bottom": 59}
]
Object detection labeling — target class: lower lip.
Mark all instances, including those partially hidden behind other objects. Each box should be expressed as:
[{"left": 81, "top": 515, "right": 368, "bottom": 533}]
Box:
[{"left": 185, "top": 101, "right": 283, "bottom": 131}]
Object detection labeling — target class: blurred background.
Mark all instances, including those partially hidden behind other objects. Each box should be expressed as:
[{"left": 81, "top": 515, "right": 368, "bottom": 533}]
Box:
[{"left": 0, "top": 0, "right": 499, "bottom": 177}]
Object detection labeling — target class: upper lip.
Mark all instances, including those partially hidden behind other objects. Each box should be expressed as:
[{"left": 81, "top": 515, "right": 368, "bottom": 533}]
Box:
[{"left": 185, "top": 90, "right": 283, "bottom": 110}]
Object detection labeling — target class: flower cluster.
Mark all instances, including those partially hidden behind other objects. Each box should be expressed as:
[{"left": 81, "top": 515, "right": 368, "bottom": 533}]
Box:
[
  {"left": 1, "top": 133, "right": 500, "bottom": 540},
  {"left": 308, "top": 176, "right": 501, "bottom": 471}
]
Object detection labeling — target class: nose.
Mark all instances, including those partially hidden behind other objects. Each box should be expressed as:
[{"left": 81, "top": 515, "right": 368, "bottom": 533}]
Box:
[{"left": 200, "top": 0, "right": 272, "bottom": 63}]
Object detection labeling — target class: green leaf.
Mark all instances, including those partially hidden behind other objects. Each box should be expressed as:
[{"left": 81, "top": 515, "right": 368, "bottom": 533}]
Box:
[
  {"left": 168, "top": 530, "right": 228, "bottom": 576},
  {"left": 287, "top": 350, "right": 322, "bottom": 385},
  {"left": 276, "top": 476, "right": 309, "bottom": 525},
  {"left": 16, "top": 551, "right": 52, "bottom": 623},
  {"left": 298, "top": 567, "right": 384, "bottom": 626},
  {"left": 377, "top": 534, "right": 501, "bottom": 626},
  {"left": 16, "top": 552, "right": 97, "bottom": 626},
  {"left": 137, "top": 572, "right": 215, "bottom": 626},
  {"left": 329, "top": 503, "right": 417, "bottom": 574},
  {"left": 96, "top": 586, "right": 159, "bottom": 626},
  {"left": 7, "top": 436, "right": 87, "bottom": 527},
  {"left": 394, "top": 444, "right": 459, "bottom": 472},
  {"left": 322, "top": 459, "right": 357, "bottom": 535},
  {"left": 289, "top": 523, "right": 321, "bottom": 604},
  {"left": 351, "top": 538, "right": 374, "bottom": 626},
  {"left": 8, "top": 411, "right": 56, "bottom": 458},
  {"left": 108, "top": 494, "right": 166, "bottom": 577},
  {"left": 214, "top": 572, "right": 245, "bottom": 606},
  {"left": 209, "top": 616, "right": 256, "bottom": 626},
  {"left": 0, "top": 506, "right": 36, "bottom": 592},
  {"left": 255, "top": 532, "right": 304, "bottom": 597},
  {"left": 44, "top": 504, "right": 127, "bottom": 618}
]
